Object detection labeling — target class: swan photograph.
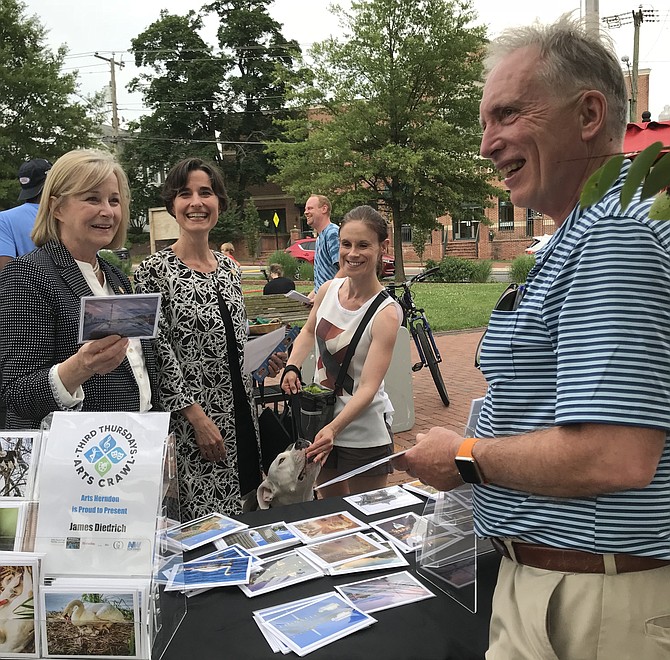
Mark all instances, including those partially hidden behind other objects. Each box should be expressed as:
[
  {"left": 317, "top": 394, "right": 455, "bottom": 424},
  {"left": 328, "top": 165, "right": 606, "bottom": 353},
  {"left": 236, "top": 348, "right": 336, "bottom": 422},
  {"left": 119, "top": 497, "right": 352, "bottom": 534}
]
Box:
[
  {"left": 0, "top": 561, "right": 38, "bottom": 658},
  {"left": 41, "top": 590, "right": 138, "bottom": 658}
]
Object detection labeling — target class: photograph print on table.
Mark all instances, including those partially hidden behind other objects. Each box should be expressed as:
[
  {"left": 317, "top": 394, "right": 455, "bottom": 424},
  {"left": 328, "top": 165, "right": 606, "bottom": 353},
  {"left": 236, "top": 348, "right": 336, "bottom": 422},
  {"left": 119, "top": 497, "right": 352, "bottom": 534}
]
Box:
[
  {"left": 287, "top": 511, "right": 368, "bottom": 544},
  {"left": 328, "top": 540, "right": 409, "bottom": 576},
  {"left": 217, "top": 522, "right": 300, "bottom": 556},
  {"left": 297, "top": 532, "right": 387, "bottom": 572},
  {"left": 336, "top": 570, "right": 435, "bottom": 613},
  {"left": 256, "top": 591, "right": 376, "bottom": 657},
  {"left": 165, "top": 513, "right": 247, "bottom": 551},
  {"left": 370, "top": 511, "right": 427, "bottom": 553},
  {"left": 165, "top": 556, "right": 252, "bottom": 592},
  {"left": 401, "top": 480, "right": 440, "bottom": 500},
  {"left": 344, "top": 485, "right": 423, "bottom": 516},
  {"left": 239, "top": 550, "right": 324, "bottom": 598},
  {"left": 41, "top": 588, "right": 140, "bottom": 659},
  {"left": 0, "top": 554, "right": 40, "bottom": 658},
  {"left": 0, "top": 432, "right": 40, "bottom": 501}
]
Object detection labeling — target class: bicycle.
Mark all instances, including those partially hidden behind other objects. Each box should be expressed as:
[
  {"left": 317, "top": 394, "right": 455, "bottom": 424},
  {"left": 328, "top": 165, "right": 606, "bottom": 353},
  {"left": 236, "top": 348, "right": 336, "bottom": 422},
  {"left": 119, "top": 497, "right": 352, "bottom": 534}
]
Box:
[{"left": 385, "top": 266, "right": 450, "bottom": 406}]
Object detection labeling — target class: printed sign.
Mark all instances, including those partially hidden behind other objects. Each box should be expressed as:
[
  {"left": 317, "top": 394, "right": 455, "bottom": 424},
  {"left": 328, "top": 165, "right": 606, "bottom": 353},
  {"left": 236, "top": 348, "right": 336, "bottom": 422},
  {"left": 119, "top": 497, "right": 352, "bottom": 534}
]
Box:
[{"left": 34, "top": 411, "right": 170, "bottom": 578}]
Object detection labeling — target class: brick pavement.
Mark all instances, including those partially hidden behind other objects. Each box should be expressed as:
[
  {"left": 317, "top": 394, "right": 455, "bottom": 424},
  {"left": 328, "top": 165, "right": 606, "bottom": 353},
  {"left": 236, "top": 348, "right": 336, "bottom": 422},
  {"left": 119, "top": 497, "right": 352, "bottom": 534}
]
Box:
[{"left": 389, "top": 329, "right": 487, "bottom": 486}]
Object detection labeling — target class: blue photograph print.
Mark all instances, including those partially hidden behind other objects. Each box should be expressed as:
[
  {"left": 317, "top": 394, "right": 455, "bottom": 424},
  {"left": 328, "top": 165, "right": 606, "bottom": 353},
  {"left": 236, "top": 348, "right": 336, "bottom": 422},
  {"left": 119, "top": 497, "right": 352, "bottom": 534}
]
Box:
[
  {"left": 168, "top": 556, "right": 251, "bottom": 590},
  {"left": 268, "top": 593, "right": 374, "bottom": 652}
]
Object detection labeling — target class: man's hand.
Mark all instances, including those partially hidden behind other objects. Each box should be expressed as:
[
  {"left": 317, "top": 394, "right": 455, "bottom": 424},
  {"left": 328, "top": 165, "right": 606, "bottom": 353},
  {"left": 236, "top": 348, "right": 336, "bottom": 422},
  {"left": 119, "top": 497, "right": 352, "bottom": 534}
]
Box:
[
  {"left": 392, "top": 426, "right": 466, "bottom": 492},
  {"left": 267, "top": 351, "right": 287, "bottom": 378}
]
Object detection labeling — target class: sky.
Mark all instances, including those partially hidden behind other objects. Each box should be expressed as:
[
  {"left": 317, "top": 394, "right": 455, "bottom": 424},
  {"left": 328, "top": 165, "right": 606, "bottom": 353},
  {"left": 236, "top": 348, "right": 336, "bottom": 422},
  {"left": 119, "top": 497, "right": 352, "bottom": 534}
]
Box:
[{"left": 21, "top": 0, "right": 670, "bottom": 125}]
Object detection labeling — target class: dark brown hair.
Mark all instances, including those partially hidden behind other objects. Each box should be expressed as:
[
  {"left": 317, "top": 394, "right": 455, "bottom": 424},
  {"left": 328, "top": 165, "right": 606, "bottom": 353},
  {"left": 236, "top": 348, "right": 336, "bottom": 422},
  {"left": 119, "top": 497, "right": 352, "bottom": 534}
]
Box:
[
  {"left": 341, "top": 205, "right": 388, "bottom": 243},
  {"left": 162, "top": 157, "right": 228, "bottom": 217}
]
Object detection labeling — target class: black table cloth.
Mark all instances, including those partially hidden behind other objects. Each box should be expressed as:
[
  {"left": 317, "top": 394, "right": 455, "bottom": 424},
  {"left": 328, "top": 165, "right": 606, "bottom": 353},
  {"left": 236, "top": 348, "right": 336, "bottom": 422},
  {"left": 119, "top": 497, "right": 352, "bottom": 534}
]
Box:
[{"left": 155, "top": 495, "right": 499, "bottom": 660}]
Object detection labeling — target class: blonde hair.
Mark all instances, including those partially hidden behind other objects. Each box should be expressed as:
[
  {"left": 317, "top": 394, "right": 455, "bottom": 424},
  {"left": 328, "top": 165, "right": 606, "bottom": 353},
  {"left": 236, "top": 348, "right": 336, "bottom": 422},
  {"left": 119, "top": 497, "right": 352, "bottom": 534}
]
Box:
[
  {"left": 220, "top": 242, "right": 235, "bottom": 254},
  {"left": 32, "top": 149, "right": 130, "bottom": 249}
]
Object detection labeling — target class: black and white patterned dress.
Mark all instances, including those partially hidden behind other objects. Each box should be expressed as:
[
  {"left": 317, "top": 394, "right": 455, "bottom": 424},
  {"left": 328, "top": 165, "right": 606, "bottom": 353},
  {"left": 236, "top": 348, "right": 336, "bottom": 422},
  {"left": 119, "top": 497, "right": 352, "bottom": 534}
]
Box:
[{"left": 134, "top": 248, "right": 261, "bottom": 520}]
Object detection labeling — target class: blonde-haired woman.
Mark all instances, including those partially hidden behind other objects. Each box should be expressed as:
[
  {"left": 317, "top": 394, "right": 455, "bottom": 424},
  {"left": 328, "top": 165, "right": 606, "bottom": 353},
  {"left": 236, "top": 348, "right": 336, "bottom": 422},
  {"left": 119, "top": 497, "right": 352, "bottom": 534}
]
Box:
[{"left": 0, "top": 149, "right": 157, "bottom": 429}]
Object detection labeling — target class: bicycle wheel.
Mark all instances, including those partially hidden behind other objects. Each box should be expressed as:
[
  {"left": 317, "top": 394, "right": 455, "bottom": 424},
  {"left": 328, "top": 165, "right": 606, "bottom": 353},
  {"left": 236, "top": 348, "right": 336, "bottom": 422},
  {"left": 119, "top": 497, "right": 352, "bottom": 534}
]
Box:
[{"left": 414, "top": 321, "right": 450, "bottom": 406}]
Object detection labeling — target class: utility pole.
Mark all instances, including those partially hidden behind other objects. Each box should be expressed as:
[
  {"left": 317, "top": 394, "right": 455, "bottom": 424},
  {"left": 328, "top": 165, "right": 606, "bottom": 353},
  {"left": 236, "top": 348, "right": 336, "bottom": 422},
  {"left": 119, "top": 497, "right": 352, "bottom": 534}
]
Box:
[
  {"left": 94, "top": 52, "right": 124, "bottom": 150},
  {"left": 602, "top": 6, "right": 659, "bottom": 122},
  {"left": 584, "top": 0, "right": 599, "bottom": 37}
]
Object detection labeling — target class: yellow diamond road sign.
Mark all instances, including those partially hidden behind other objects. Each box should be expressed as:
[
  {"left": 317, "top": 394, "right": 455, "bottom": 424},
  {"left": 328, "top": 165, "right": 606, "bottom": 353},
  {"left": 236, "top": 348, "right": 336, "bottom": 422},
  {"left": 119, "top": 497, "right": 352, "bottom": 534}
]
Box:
[{"left": 272, "top": 212, "right": 280, "bottom": 227}]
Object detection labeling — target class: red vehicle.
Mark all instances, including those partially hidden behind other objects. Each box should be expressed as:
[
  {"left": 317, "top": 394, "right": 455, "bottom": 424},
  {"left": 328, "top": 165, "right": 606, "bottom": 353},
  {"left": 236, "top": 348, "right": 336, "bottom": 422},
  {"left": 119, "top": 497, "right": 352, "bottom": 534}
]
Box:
[{"left": 285, "top": 237, "right": 395, "bottom": 278}]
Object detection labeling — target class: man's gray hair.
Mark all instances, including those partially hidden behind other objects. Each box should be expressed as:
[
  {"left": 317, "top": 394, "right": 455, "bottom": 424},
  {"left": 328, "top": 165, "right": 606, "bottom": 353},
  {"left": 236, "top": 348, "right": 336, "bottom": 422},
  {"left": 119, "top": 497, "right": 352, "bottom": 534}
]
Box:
[{"left": 484, "top": 14, "right": 627, "bottom": 141}]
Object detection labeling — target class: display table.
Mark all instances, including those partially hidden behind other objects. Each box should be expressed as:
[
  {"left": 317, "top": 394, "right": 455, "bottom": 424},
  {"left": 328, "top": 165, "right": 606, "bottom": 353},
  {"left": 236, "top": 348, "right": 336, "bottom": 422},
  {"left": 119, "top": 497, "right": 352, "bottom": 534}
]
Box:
[{"left": 156, "top": 496, "right": 499, "bottom": 660}]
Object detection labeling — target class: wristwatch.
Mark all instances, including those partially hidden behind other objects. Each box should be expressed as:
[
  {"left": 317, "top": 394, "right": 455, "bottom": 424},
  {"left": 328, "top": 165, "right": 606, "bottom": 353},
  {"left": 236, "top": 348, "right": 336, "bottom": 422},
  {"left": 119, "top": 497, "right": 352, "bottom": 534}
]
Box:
[{"left": 454, "top": 437, "right": 486, "bottom": 485}]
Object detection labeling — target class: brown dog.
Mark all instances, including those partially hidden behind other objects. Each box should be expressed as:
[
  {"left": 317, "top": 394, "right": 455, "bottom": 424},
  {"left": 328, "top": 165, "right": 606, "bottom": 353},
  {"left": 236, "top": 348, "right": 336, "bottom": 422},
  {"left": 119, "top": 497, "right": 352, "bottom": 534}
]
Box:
[{"left": 256, "top": 438, "right": 321, "bottom": 509}]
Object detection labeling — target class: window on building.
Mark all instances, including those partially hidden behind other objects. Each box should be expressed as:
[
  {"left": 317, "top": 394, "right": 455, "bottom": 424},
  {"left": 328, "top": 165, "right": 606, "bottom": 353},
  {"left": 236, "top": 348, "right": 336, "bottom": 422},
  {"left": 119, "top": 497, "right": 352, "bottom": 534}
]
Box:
[
  {"left": 401, "top": 224, "right": 413, "bottom": 243},
  {"left": 498, "top": 194, "right": 514, "bottom": 231},
  {"left": 525, "top": 208, "right": 543, "bottom": 236}
]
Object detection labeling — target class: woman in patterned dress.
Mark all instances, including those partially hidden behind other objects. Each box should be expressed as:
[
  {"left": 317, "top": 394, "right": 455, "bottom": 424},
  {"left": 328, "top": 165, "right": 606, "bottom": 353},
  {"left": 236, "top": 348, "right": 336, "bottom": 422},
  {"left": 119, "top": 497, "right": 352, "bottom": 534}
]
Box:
[{"left": 134, "top": 158, "right": 265, "bottom": 520}]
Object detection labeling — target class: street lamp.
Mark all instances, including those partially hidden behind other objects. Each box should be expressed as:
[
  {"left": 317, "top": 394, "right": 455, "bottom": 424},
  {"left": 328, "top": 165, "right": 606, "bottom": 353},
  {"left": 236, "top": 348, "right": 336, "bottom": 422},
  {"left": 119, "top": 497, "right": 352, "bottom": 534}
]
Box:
[{"left": 602, "top": 6, "right": 660, "bottom": 122}]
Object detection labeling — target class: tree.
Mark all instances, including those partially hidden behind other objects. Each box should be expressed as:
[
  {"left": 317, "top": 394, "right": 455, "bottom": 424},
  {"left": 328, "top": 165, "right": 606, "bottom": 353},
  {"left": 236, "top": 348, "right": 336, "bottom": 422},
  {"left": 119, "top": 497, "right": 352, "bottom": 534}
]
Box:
[
  {"left": 0, "top": 0, "right": 102, "bottom": 209},
  {"left": 122, "top": 2, "right": 303, "bottom": 225},
  {"left": 267, "top": 0, "right": 498, "bottom": 278}
]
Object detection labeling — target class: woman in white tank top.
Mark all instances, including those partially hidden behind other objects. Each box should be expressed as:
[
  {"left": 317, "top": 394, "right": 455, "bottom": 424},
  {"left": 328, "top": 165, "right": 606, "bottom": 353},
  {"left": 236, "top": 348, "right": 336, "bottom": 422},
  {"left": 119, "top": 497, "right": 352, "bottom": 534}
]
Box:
[{"left": 282, "top": 205, "right": 401, "bottom": 498}]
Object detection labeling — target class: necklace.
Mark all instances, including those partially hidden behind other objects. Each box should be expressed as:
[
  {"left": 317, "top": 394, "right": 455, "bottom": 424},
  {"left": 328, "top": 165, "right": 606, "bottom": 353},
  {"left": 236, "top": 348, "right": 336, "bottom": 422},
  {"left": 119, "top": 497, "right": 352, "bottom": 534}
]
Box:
[{"left": 91, "top": 259, "right": 101, "bottom": 275}]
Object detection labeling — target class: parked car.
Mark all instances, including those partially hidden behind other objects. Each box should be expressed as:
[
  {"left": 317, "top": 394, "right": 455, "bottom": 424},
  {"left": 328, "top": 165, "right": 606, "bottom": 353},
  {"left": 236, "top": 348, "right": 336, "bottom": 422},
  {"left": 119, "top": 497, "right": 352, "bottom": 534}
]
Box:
[
  {"left": 525, "top": 234, "right": 553, "bottom": 255},
  {"left": 285, "top": 237, "right": 395, "bottom": 278}
]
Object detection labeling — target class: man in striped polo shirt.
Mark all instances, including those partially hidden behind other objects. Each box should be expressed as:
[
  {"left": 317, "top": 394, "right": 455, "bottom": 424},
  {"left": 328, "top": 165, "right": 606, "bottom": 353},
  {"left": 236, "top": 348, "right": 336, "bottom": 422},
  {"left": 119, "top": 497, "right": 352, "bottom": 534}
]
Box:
[
  {"left": 305, "top": 194, "right": 341, "bottom": 301},
  {"left": 395, "top": 15, "right": 670, "bottom": 660}
]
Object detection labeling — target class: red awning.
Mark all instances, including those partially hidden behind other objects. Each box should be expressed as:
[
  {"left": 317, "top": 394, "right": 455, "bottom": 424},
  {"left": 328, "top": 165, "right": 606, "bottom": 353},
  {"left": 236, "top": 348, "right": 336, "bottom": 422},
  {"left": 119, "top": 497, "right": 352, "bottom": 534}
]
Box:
[{"left": 624, "top": 121, "right": 670, "bottom": 158}]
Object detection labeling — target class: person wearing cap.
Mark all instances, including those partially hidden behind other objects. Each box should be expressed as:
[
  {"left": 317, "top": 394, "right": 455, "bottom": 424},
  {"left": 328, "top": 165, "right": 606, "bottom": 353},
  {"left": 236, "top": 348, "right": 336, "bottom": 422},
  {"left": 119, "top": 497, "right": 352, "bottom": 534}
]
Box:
[{"left": 0, "top": 158, "right": 52, "bottom": 270}]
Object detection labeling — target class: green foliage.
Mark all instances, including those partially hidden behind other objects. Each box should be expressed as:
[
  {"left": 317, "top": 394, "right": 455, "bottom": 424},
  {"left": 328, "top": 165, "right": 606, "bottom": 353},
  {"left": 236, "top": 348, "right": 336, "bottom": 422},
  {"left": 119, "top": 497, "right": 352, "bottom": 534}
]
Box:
[
  {"left": 210, "top": 206, "right": 245, "bottom": 244},
  {"left": 469, "top": 259, "right": 493, "bottom": 283},
  {"left": 580, "top": 155, "right": 625, "bottom": 209},
  {"left": 579, "top": 142, "right": 670, "bottom": 220},
  {"left": 243, "top": 200, "right": 261, "bottom": 258},
  {"left": 267, "top": 0, "right": 497, "bottom": 279},
  {"left": 126, "top": 229, "right": 148, "bottom": 245},
  {"left": 296, "top": 260, "right": 314, "bottom": 282},
  {"left": 620, "top": 142, "right": 664, "bottom": 211},
  {"left": 411, "top": 225, "right": 433, "bottom": 264},
  {"left": 98, "top": 250, "right": 132, "bottom": 276},
  {"left": 436, "top": 256, "right": 476, "bottom": 283},
  {"left": 508, "top": 254, "right": 535, "bottom": 284},
  {"left": 0, "top": 0, "right": 102, "bottom": 209},
  {"left": 265, "top": 250, "right": 297, "bottom": 279},
  {"left": 122, "top": 2, "right": 305, "bottom": 220}
]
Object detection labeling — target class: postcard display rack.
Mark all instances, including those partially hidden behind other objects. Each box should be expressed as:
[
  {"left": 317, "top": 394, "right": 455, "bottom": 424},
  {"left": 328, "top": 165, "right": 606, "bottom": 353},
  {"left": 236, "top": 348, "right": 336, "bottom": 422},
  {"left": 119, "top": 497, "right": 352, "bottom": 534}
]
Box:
[
  {"left": 416, "top": 485, "right": 494, "bottom": 613},
  {"left": 0, "top": 411, "right": 185, "bottom": 659}
]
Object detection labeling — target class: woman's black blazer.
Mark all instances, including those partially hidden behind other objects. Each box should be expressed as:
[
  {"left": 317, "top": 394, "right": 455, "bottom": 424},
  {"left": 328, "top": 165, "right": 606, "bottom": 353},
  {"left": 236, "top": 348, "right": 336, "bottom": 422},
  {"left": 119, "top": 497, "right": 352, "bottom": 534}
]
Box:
[{"left": 0, "top": 241, "right": 159, "bottom": 429}]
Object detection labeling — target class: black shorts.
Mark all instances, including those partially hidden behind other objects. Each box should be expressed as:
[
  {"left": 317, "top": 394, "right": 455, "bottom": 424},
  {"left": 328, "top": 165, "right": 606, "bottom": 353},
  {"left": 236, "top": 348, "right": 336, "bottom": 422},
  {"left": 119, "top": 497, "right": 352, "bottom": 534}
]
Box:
[{"left": 323, "top": 442, "right": 394, "bottom": 476}]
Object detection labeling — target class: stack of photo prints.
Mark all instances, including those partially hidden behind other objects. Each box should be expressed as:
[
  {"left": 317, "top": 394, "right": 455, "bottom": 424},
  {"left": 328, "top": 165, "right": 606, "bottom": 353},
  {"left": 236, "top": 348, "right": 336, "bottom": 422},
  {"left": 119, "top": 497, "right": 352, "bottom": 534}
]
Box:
[{"left": 153, "top": 490, "right": 455, "bottom": 657}]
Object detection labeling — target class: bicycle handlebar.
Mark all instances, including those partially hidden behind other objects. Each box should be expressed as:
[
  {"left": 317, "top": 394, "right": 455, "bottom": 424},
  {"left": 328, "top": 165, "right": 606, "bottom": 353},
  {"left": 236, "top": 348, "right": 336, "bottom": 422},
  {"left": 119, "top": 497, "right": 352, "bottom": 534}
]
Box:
[{"left": 386, "top": 265, "right": 440, "bottom": 291}]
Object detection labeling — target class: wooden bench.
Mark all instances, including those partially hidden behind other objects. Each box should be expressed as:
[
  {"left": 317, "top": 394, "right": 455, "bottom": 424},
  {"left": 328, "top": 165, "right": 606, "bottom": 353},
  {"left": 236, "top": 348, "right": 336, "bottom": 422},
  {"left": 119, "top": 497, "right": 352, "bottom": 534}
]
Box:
[{"left": 244, "top": 294, "right": 310, "bottom": 327}]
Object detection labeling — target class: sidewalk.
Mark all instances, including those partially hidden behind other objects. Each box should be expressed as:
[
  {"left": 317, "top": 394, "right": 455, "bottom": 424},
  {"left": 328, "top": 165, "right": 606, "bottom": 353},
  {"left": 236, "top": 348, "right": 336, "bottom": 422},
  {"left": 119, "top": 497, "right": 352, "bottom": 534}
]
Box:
[{"left": 390, "top": 330, "right": 487, "bottom": 485}]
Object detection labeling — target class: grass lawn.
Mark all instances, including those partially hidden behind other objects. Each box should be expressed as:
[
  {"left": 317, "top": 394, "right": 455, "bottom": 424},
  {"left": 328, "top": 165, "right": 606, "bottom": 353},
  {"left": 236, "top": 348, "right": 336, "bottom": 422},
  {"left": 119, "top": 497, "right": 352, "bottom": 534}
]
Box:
[{"left": 242, "top": 281, "right": 507, "bottom": 332}]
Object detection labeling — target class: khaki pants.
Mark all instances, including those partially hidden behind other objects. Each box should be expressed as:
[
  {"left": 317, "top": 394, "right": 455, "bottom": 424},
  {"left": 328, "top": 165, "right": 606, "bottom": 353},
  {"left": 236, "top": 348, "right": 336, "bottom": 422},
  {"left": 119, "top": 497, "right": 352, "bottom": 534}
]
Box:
[{"left": 486, "top": 557, "right": 670, "bottom": 660}]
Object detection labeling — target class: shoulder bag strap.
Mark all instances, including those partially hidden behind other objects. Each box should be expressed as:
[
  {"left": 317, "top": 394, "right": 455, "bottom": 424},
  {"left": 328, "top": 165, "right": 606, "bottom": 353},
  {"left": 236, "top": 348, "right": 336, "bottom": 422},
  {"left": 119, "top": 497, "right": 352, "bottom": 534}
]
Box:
[{"left": 334, "top": 290, "right": 389, "bottom": 391}]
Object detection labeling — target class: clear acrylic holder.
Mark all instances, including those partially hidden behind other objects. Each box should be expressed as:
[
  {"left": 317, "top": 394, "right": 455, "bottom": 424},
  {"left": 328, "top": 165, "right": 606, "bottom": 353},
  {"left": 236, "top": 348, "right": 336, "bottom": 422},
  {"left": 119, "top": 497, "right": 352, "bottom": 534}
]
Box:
[
  {"left": 1, "top": 419, "right": 186, "bottom": 659},
  {"left": 416, "top": 485, "right": 494, "bottom": 613}
]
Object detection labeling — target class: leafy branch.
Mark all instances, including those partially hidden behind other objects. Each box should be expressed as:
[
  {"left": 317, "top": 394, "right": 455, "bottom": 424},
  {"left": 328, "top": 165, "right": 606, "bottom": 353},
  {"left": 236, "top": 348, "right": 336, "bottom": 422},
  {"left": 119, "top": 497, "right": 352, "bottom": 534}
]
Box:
[{"left": 580, "top": 141, "right": 670, "bottom": 220}]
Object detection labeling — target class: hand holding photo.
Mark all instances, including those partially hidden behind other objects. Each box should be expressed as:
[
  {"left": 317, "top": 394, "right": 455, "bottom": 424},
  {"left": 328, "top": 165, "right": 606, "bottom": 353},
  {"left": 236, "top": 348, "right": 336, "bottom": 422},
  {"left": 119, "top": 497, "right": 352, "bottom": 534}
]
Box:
[{"left": 78, "top": 293, "right": 161, "bottom": 342}]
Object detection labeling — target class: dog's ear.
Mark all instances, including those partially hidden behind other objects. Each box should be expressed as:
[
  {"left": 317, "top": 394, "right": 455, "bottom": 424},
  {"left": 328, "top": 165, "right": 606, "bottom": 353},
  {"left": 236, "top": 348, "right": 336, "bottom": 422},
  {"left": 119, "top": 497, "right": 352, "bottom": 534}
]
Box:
[{"left": 256, "top": 479, "right": 276, "bottom": 510}]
